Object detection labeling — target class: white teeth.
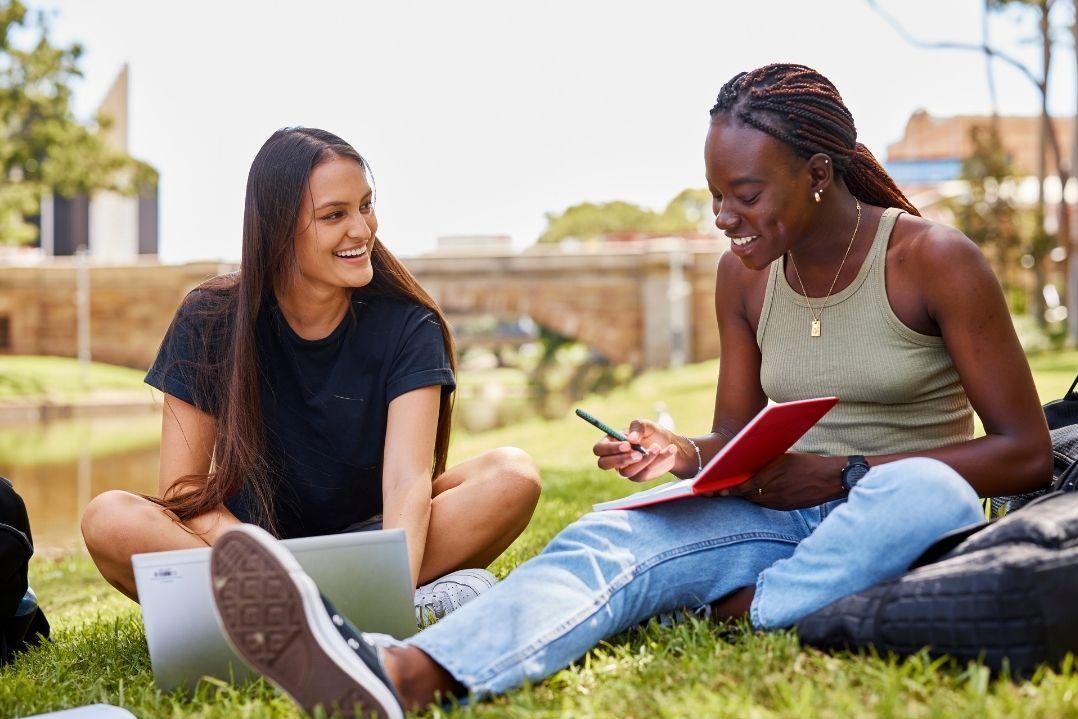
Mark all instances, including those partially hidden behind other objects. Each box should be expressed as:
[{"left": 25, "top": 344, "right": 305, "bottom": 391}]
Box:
[
  {"left": 731, "top": 235, "right": 758, "bottom": 247},
  {"left": 334, "top": 247, "right": 367, "bottom": 258}
]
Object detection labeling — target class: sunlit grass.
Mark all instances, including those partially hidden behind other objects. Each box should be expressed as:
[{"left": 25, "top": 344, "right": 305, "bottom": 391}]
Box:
[
  {"left": 3, "top": 351, "right": 1077, "bottom": 717},
  {"left": 0, "top": 356, "right": 147, "bottom": 400}
]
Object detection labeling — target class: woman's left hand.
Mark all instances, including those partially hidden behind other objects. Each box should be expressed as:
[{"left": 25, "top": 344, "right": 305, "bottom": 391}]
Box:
[{"left": 724, "top": 453, "right": 847, "bottom": 511}]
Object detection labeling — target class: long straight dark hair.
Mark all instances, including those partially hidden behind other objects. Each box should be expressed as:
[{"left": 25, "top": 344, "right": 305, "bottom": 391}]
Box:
[{"left": 156, "top": 127, "right": 457, "bottom": 534}]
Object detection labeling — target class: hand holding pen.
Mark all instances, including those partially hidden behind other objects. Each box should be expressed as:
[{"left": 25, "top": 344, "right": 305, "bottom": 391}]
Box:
[
  {"left": 578, "top": 409, "right": 680, "bottom": 483},
  {"left": 575, "top": 409, "right": 649, "bottom": 455}
]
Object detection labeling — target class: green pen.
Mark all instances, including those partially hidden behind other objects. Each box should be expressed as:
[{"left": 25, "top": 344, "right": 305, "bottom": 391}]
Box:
[{"left": 575, "top": 409, "right": 649, "bottom": 456}]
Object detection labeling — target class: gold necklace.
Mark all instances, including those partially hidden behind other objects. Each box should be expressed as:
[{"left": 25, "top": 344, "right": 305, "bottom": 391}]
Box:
[{"left": 787, "top": 199, "right": 862, "bottom": 338}]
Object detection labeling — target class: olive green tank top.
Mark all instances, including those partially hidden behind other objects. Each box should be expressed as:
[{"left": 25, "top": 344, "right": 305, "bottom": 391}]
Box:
[{"left": 756, "top": 207, "right": 973, "bottom": 456}]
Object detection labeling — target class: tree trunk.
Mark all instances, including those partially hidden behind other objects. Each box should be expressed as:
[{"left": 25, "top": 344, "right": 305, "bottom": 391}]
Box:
[
  {"left": 1033, "top": 0, "right": 1052, "bottom": 327},
  {"left": 1070, "top": 0, "right": 1078, "bottom": 340},
  {"left": 1037, "top": 0, "right": 1071, "bottom": 331},
  {"left": 983, "top": 1, "right": 1010, "bottom": 291}
]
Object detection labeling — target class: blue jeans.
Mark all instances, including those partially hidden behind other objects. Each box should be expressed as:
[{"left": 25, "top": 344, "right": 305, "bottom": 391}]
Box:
[{"left": 405, "top": 457, "right": 983, "bottom": 695}]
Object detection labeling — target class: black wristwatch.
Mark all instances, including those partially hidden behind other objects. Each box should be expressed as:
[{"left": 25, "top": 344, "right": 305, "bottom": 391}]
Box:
[{"left": 841, "top": 455, "right": 871, "bottom": 492}]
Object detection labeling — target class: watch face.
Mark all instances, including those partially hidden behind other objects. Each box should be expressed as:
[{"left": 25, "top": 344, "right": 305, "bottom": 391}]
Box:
[
  {"left": 843, "top": 461, "right": 870, "bottom": 489},
  {"left": 847, "top": 465, "right": 870, "bottom": 483}
]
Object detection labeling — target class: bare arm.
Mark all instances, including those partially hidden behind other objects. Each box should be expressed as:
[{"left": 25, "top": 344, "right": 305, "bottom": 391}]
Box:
[
  {"left": 158, "top": 393, "right": 240, "bottom": 540},
  {"left": 734, "top": 226, "right": 1052, "bottom": 509},
  {"left": 592, "top": 251, "right": 768, "bottom": 481},
  {"left": 696, "top": 251, "right": 770, "bottom": 463},
  {"left": 382, "top": 385, "right": 442, "bottom": 588},
  {"left": 657, "top": 251, "right": 770, "bottom": 478},
  {"left": 861, "top": 227, "right": 1052, "bottom": 495}
]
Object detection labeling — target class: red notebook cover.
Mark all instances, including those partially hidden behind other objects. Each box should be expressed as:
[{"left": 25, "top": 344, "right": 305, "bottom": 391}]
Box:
[{"left": 593, "top": 396, "right": 839, "bottom": 512}]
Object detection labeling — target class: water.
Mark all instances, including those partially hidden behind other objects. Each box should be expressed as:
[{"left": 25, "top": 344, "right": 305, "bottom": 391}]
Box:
[
  {"left": 0, "top": 394, "right": 528, "bottom": 551},
  {"left": 0, "top": 381, "right": 571, "bottom": 551},
  {"left": 0, "top": 412, "right": 161, "bottom": 551}
]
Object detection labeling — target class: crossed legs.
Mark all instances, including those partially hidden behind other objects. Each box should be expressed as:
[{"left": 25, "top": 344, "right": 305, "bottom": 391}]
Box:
[{"left": 81, "top": 446, "right": 541, "bottom": 600}]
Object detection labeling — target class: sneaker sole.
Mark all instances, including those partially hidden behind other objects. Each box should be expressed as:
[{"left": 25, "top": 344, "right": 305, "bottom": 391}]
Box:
[{"left": 210, "top": 525, "right": 403, "bottom": 719}]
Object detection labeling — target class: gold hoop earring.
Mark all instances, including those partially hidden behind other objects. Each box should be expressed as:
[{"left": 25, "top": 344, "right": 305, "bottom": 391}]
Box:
[{"left": 814, "top": 190, "right": 822, "bottom": 203}]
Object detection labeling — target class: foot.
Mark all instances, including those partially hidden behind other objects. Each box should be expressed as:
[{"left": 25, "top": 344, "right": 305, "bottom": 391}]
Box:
[
  {"left": 414, "top": 568, "right": 497, "bottom": 628},
  {"left": 210, "top": 524, "right": 404, "bottom": 719}
]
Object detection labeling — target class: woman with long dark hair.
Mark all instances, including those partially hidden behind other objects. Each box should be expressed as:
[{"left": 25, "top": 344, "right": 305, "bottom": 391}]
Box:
[
  {"left": 81, "top": 128, "right": 541, "bottom": 622},
  {"left": 199, "top": 66, "right": 1051, "bottom": 717}
]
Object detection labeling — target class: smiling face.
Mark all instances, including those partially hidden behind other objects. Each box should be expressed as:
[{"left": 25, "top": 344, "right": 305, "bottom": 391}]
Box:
[
  {"left": 705, "top": 116, "right": 818, "bottom": 271},
  {"left": 291, "top": 154, "right": 378, "bottom": 292}
]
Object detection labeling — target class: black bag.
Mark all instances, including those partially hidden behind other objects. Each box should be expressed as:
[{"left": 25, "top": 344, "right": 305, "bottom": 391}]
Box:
[
  {"left": 1045, "top": 372, "right": 1078, "bottom": 492},
  {"left": 797, "top": 372, "right": 1078, "bottom": 675},
  {"left": 796, "top": 491, "right": 1078, "bottom": 676},
  {"left": 991, "top": 372, "right": 1078, "bottom": 515},
  {"left": 0, "top": 476, "right": 50, "bottom": 664}
]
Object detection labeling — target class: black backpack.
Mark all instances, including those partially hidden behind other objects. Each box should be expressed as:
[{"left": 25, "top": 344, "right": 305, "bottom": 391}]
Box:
[
  {"left": 988, "top": 372, "right": 1078, "bottom": 515},
  {"left": 1045, "top": 372, "right": 1078, "bottom": 492},
  {"left": 0, "top": 476, "right": 50, "bottom": 664},
  {"left": 796, "top": 373, "right": 1078, "bottom": 677}
]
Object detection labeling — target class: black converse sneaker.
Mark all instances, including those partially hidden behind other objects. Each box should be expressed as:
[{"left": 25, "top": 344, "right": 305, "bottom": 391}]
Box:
[{"left": 210, "top": 524, "right": 404, "bottom": 719}]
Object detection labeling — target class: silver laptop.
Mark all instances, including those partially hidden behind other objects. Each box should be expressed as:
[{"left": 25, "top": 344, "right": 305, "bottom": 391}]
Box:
[{"left": 132, "top": 528, "right": 417, "bottom": 692}]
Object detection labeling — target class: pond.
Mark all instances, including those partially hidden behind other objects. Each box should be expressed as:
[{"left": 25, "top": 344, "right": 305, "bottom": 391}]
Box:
[
  {"left": 0, "top": 412, "right": 162, "bottom": 552},
  {"left": 0, "top": 385, "right": 533, "bottom": 551}
]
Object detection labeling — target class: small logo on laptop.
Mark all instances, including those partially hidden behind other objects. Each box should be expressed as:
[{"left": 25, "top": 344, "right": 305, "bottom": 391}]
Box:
[{"left": 152, "top": 567, "right": 180, "bottom": 582}]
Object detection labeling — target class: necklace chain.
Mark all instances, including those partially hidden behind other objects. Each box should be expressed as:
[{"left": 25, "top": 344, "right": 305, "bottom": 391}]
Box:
[{"left": 787, "top": 199, "right": 862, "bottom": 338}]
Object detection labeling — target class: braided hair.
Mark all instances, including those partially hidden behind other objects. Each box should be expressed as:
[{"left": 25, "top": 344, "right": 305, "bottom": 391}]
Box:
[{"left": 710, "top": 64, "right": 920, "bottom": 217}]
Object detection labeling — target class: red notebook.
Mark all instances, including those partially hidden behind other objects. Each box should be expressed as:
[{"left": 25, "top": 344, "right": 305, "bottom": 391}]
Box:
[{"left": 592, "top": 396, "right": 839, "bottom": 512}]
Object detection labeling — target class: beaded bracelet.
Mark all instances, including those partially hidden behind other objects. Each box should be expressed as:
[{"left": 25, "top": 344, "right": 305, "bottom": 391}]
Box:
[{"left": 686, "top": 437, "right": 703, "bottom": 475}]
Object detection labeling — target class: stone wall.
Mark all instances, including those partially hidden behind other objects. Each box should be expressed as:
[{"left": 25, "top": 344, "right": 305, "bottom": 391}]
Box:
[
  {"left": 0, "top": 243, "right": 726, "bottom": 371},
  {"left": 0, "top": 261, "right": 231, "bottom": 369}
]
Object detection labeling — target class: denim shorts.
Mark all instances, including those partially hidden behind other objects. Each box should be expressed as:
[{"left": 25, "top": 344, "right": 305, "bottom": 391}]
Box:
[{"left": 342, "top": 514, "right": 384, "bottom": 533}]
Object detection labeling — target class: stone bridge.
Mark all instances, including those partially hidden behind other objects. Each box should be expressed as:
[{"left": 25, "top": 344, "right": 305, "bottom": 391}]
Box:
[
  {"left": 0, "top": 240, "right": 728, "bottom": 370},
  {"left": 408, "top": 241, "right": 725, "bottom": 368}
]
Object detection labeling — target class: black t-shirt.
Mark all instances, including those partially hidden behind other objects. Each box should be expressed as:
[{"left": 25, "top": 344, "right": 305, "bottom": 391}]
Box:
[{"left": 145, "top": 291, "right": 455, "bottom": 538}]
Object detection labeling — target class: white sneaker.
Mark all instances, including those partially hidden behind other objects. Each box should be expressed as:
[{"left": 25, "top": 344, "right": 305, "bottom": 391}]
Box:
[{"left": 414, "top": 568, "right": 497, "bottom": 628}]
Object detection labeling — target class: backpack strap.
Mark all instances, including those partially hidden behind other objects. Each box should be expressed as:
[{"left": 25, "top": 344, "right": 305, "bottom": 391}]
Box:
[{"left": 1053, "top": 456, "right": 1078, "bottom": 493}]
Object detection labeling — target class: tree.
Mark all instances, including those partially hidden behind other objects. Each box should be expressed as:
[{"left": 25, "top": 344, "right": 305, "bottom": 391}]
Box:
[
  {"left": 537, "top": 188, "right": 714, "bottom": 244},
  {"left": 949, "top": 123, "right": 1025, "bottom": 303},
  {"left": 869, "top": 0, "right": 1073, "bottom": 331},
  {"left": 0, "top": 1, "right": 153, "bottom": 246},
  {"left": 537, "top": 200, "right": 660, "bottom": 244},
  {"left": 659, "top": 188, "right": 713, "bottom": 233}
]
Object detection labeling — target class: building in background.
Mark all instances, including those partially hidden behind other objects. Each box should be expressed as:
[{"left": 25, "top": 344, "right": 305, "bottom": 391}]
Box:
[
  {"left": 885, "top": 109, "right": 1076, "bottom": 218},
  {"left": 33, "top": 65, "right": 158, "bottom": 262},
  {"left": 433, "top": 235, "right": 514, "bottom": 254}
]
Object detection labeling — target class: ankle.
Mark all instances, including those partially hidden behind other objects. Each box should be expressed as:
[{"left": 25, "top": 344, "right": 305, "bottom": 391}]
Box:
[
  {"left": 710, "top": 585, "right": 755, "bottom": 622},
  {"left": 381, "top": 644, "right": 460, "bottom": 710}
]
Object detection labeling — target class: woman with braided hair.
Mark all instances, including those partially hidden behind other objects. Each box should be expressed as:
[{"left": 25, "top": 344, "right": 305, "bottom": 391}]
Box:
[{"left": 200, "top": 66, "right": 1051, "bottom": 716}]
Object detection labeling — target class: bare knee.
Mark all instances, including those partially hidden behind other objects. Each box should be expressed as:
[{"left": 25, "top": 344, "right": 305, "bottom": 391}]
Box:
[
  {"left": 81, "top": 490, "right": 154, "bottom": 559},
  {"left": 486, "top": 446, "right": 542, "bottom": 506}
]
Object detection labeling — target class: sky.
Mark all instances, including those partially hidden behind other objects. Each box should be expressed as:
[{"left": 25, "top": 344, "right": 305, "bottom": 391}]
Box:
[{"left": 31, "top": 0, "right": 1078, "bottom": 263}]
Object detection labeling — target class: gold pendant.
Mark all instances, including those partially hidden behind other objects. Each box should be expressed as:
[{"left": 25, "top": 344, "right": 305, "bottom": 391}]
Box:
[{"left": 811, "top": 319, "right": 821, "bottom": 337}]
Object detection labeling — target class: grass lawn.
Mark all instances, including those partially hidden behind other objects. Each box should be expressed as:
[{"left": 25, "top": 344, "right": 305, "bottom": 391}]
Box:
[
  {"left": 3, "top": 352, "right": 1078, "bottom": 717},
  {"left": 0, "top": 356, "right": 147, "bottom": 401}
]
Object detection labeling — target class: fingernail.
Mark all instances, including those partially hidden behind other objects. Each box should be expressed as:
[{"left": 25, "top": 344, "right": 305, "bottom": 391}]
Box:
[{"left": 630, "top": 453, "right": 641, "bottom": 462}]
